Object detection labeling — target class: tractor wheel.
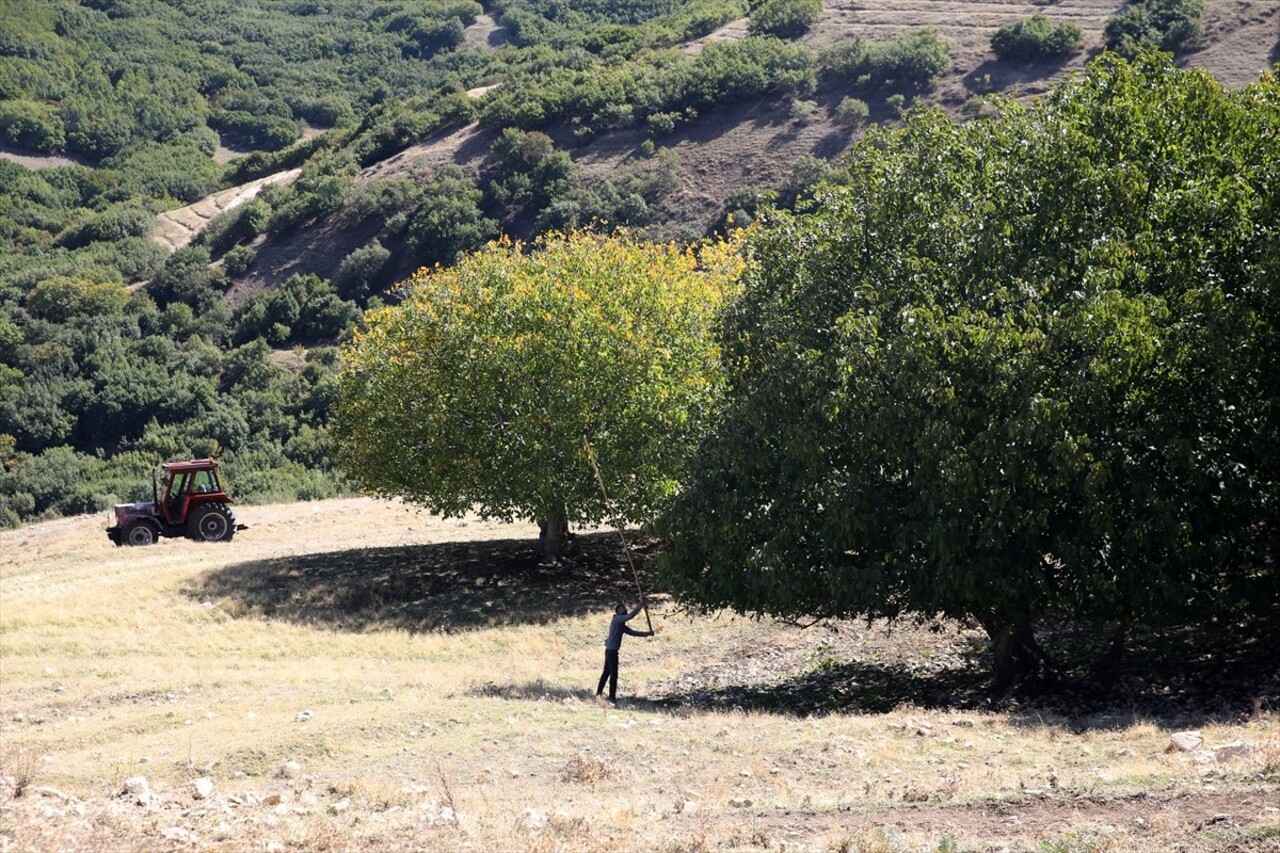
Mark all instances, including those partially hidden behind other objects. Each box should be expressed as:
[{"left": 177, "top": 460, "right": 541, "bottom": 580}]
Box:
[
  {"left": 123, "top": 521, "right": 158, "bottom": 547},
  {"left": 188, "top": 504, "right": 235, "bottom": 543}
]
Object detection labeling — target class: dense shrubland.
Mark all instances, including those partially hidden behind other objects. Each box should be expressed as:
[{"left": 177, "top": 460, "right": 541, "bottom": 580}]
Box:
[{"left": 1, "top": 0, "right": 869, "bottom": 527}]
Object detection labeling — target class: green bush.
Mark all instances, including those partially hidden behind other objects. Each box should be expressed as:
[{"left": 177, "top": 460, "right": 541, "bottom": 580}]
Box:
[
  {"left": 992, "top": 14, "right": 1083, "bottom": 60},
  {"left": 820, "top": 29, "right": 951, "bottom": 94},
  {"left": 55, "top": 205, "right": 153, "bottom": 250},
  {"left": 222, "top": 245, "right": 256, "bottom": 277},
  {"left": 833, "top": 96, "right": 870, "bottom": 127},
  {"left": 0, "top": 100, "right": 66, "bottom": 152},
  {"left": 1104, "top": 0, "right": 1206, "bottom": 57},
  {"left": 646, "top": 111, "right": 681, "bottom": 136},
  {"left": 335, "top": 240, "right": 391, "bottom": 301},
  {"left": 748, "top": 0, "right": 822, "bottom": 39}
]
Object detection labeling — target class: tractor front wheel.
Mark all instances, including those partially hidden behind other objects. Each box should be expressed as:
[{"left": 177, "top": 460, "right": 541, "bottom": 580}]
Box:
[
  {"left": 189, "top": 504, "right": 235, "bottom": 542},
  {"left": 123, "top": 521, "right": 158, "bottom": 547}
]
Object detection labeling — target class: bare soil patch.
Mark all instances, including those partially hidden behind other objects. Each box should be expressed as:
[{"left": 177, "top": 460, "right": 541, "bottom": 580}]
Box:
[{"left": 0, "top": 141, "right": 93, "bottom": 171}]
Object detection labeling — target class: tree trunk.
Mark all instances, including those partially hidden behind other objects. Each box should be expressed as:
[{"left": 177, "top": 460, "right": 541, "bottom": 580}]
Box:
[
  {"left": 538, "top": 508, "right": 569, "bottom": 560},
  {"left": 980, "top": 615, "right": 1045, "bottom": 698},
  {"left": 1091, "top": 619, "right": 1129, "bottom": 686}
]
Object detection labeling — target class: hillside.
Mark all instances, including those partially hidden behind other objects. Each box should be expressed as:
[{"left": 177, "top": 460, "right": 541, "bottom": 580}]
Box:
[
  {"left": 3, "top": 500, "right": 1279, "bottom": 851},
  {"left": 1, "top": 0, "right": 1278, "bottom": 526},
  {"left": 225, "top": 0, "right": 1280, "bottom": 300}
]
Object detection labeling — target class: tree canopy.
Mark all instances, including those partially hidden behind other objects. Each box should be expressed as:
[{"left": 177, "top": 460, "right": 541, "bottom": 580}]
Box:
[
  {"left": 659, "top": 54, "right": 1280, "bottom": 690},
  {"left": 336, "top": 231, "right": 741, "bottom": 556}
]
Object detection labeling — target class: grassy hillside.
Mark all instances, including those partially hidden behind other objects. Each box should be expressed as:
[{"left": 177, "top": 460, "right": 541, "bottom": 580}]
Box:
[
  {"left": 1, "top": 0, "right": 1277, "bottom": 529},
  {"left": 2, "top": 500, "right": 1278, "bottom": 851}
]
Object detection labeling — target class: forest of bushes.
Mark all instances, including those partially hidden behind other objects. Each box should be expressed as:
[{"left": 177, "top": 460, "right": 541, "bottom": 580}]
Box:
[{"left": 0, "top": 0, "right": 1226, "bottom": 528}]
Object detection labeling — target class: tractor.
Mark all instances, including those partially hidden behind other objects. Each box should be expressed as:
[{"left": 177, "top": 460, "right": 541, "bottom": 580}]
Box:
[{"left": 106, "top": 458, "right": 246, "bottom": 546}]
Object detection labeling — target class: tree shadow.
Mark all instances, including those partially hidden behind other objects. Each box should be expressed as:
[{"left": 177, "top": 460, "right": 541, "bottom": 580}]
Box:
[
  {"left": 646, "top": 615, "right": 1279, "bottom": 725},
  {"left": 654, "top": 656, "right": 992, "bottom": 716},
  {"left": 467, "top": 678, "right": 598, "bottom": 703},
  {"left": 182, "top": 532, "right": 658, "bottom": 633},
  {"left": 186, "top": 533, "right": 1279, "bottom": 725},
  {"left": 963, "top": 55, "right": 1077, "bottom": 95}
]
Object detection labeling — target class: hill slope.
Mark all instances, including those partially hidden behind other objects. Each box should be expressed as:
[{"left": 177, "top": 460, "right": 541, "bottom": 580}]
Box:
[
  {"left": 223, "top": 0, "right": 1280, "bottom": 298},
  {"left": 3, "top": 499, "right": 1279, "bottom": 851}
]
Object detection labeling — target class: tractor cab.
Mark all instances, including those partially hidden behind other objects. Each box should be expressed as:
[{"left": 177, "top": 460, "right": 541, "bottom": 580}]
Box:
[
  {"left": 159, "top": 462, "right": 223, "bottom": 525},
  {"left": 107, "top": 458, "right": 246, "bottom": 546}
]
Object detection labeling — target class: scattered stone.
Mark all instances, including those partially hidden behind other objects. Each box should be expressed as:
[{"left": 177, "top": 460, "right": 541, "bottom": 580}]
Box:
[
  {"left": 1168, "top": 731, "right": 1203, "bottom": 752},
  {"left": 329, "top": 797, "right": 350, "bottom": 814},
  {"left": 518, "top": 807, "right": 547, "bottom": 829},
  {"left": 31, "top": 786, "right": 78, "bottom": 803},
  {"left": 728, "top": 796, "right": 752, "bottom": 808},
  {"left": 1213, "top": 741, "right": 1252, "bottom": 763},
  {"left": 677, "top": 800, "right": 699, "bottom": 814},
  {"left": 262, "top": 793, "right": 283, "bottom": 806},
  {"left": 122, "top": 776, "right": 150, "bottom": 797},
  {"left": 266, "top": 841, "right": 286, "bottom": 853},
  {"left": 191, "top": 777, "right": 214, "bottom": 800},
  {"left": 277, "top": 761, "right": 302, "bottom": 779},
  {"left": 400, "top": 784, "right": 431, "bottom": 797},
  {"left": 161, "top": 826, "right": 194, "bottom": 843},
  {"left": 295, "top": 710, "right": 313, "bottom": 722}
]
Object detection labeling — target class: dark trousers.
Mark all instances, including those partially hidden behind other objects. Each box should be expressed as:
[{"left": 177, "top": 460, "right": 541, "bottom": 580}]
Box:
[{"left": 596, "top": 649, "right": 620, "bottom": 700}]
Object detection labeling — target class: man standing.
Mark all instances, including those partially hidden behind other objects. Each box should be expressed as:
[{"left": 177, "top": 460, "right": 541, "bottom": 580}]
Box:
[{"left": 596, "top": 601, "right": 653, "bottom": 704}]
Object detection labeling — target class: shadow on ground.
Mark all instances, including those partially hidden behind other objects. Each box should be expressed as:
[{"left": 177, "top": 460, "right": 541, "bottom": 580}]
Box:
[
  {"left": 183, "top": 532, "right": 658, "bottom": 633},
  {"left": 649, "top": 619, "right": 1280, "bottom": 723},
  {"left": 187, "top": 535, "right": 1280, "bottom": 722}
]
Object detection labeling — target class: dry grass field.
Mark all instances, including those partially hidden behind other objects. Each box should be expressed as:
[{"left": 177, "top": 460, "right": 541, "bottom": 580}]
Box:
[{"left": 2, "top": 498, "right": 1278, "bottom": 852}]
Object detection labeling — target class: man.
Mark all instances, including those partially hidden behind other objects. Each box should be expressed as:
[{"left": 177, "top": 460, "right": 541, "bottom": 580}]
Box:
[{"left": 596, "top": 601, "right": 653, "bottom": 704}]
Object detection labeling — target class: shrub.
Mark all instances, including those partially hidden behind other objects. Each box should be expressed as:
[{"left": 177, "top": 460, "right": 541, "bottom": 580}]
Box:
[
  {"left": 748, "top": 0, "right": 823, "bottom": 39},
  {"left": 833, "top": 96, "right": 870, "bottom": 127},
  {"left": 820, "top": 29, "right": 951, "bottom": 94},
  {"left": 646, "top": 111, "right": 680, "bottom": 136},
  {"left": 788, "top": 98, "right": 818, "bottom": 124},
  {"left": 55, "top": 205, "right": 152, "bottom": 249},
  {"left": 335, "top": 240, "right": 391, "bottom": 301},
  {"left": 0, "top": 100, "right": 66, "bottom": 152},
  {"left": 1104, "top": 0, "right": 1206, "bottom": 57},
  {"left": 991, "top": 14, "right": 1083, "bottom": 60},
  {"left": 222, "top": 245, "right": 256, "bottom": 277}
]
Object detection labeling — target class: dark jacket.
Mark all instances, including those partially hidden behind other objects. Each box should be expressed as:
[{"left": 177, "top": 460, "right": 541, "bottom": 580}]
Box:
[{"left": 604, "top": 605, "right": 647, "bottom": 649}]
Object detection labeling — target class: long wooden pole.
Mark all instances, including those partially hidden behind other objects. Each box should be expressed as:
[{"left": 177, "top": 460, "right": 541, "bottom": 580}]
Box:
[{"left": 581, "top": 434, "right": 653, "bottom": 634}]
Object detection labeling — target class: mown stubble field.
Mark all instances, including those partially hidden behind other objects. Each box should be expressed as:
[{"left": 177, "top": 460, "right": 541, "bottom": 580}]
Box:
[{"left": 1, "top": 498, "right": 1277, "bottom": 852}]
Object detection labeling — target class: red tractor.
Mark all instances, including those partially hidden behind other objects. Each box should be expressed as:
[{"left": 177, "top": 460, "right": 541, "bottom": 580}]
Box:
[{"left": 106, "top": 458, "right": 246, "bottom": 546}]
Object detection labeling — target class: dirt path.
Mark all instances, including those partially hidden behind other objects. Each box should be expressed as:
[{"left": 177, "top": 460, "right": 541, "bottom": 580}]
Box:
[
  {"left": 0, "top": 142, "right": 93, "bottom": 171},
  {"left": 148, "top": 168, "right": 301, "bottom": 252}
]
